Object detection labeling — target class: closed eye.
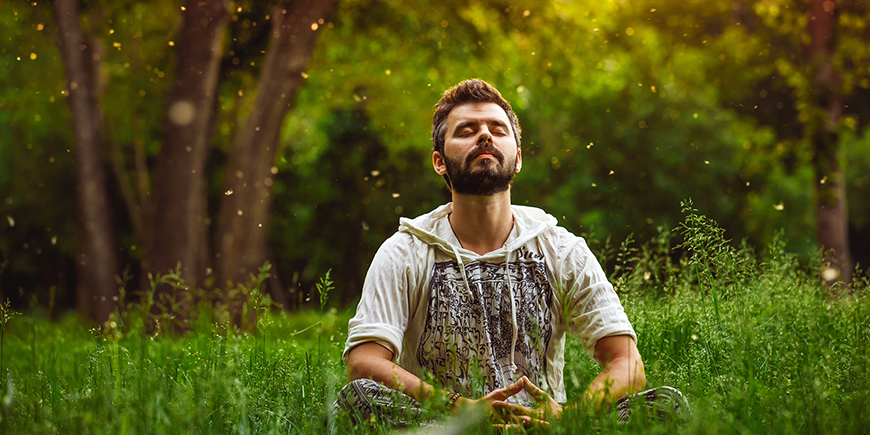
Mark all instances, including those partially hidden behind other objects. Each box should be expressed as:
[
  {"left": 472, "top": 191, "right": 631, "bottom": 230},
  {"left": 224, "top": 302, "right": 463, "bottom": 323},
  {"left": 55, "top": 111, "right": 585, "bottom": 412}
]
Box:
[{"left": 454, "top": 123, "right": 477, "bottom": 137}]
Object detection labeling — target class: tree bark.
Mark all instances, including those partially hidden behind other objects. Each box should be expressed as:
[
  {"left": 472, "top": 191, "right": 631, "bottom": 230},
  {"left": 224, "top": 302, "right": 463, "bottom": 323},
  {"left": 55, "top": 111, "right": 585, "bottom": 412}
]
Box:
[
  {"left": 215, "top": 0, "right": 336, "bottom": 294},
  {"left": 149, "top": 0, "right": 230, "bottom": 311},
  {"left": 55, "top": 0, "right": 119, "bottom": 324},
  {"left": 807, "top": 0, "right": 852, "bottom": 289}
]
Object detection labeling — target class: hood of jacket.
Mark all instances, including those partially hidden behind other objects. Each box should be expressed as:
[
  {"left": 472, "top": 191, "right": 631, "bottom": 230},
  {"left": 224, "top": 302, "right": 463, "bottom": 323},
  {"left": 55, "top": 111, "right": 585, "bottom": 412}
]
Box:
[{"left": 398, "top": 202, "right": 557, "bottom": 260}]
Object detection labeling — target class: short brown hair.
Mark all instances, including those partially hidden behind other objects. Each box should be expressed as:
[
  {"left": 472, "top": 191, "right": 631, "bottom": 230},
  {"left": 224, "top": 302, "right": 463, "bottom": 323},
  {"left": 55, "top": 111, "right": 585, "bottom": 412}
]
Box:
[{"left": 432, "top": 79, "right": 521, "bottom": 155}]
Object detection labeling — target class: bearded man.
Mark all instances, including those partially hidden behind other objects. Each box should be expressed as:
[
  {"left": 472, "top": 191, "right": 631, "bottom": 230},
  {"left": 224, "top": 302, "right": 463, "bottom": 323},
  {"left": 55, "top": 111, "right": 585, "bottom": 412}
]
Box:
[{"left": 333, "top": 79, "right": 687, "bottom": 429}]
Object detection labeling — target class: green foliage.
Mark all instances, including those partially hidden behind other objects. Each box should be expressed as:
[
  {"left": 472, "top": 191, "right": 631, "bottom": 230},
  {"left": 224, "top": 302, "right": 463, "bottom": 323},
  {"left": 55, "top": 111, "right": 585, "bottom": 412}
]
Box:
[
  {"left": 3, "top": 0, "right": 870, "bottom": 310},
  {"left": 0, "top": 298, "right": 21, "bottom": 389},
  {"left": 144, "top": 265, "right": 191, "bottom": 335},
  {"left": 0, "top": 299, "right": 19, "bottom": 332},
  {"left": 677, "top": 199, "right": 749, "bottom": 318},
  {"left": 317, "top": 269, "right": 334, "bottom": 311}
]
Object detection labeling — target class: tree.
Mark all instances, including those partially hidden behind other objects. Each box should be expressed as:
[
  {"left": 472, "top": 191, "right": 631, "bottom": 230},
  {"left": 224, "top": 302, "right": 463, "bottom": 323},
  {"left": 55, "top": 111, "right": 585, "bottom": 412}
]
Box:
[
  {"left": 214, "top": 0, "right": 337, "bottom": 296},
  {"left": 592, "top": 0, "right": 870, "bottom": 287},
  {"left": 55, "top": 0, "right": 119, "bottom": 324},
  {"left": 806, "top": 0, "right": 851, "bottom": 288},
  {"left": 47, "top": 0, "right": 338, "bottom": 324},
  {"left": 147, "top": 0, "right": 230, "bottom": 321},
  {"left": 726, "top": 0, "right": 870, "bottom": 287},
  {"left": 8, "top": 0, "right": 868, "bottom": 315}
]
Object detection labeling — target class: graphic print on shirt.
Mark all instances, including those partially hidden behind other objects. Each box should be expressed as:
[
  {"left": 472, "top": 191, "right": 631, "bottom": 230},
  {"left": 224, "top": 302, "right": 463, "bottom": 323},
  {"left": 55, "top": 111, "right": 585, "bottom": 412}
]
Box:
[{"left": 416, "top": 249, "right": 554, "bottom": 400}]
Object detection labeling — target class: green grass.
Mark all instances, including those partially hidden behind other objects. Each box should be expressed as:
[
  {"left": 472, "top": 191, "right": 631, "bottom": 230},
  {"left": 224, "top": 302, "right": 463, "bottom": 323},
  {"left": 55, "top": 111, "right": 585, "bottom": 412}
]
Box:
[
  {"left": 1, "top": 205, "right": 868, "bottom": 434},
  {"left": 1, "top": 305, "right": 350, "bottom": 434}
]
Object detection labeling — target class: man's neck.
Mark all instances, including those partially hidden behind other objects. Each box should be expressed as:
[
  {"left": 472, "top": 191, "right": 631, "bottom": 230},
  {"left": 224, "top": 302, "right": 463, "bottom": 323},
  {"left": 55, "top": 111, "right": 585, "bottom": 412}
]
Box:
[{"left": 448, "top": 190, "right": 514, "bottom": 256}]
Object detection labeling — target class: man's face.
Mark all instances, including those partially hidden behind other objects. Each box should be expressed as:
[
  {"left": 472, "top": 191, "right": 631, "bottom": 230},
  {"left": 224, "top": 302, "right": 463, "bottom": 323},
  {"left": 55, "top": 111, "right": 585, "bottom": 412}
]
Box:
[{"left": 436, "top": 102, "right": 521, "bottom": 196}]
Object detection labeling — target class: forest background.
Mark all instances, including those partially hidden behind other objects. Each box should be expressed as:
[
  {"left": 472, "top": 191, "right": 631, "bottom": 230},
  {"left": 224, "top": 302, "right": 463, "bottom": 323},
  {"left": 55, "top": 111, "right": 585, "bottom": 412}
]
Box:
[{"left": 1, "top": 0, "right": 869, "bottom": 324}]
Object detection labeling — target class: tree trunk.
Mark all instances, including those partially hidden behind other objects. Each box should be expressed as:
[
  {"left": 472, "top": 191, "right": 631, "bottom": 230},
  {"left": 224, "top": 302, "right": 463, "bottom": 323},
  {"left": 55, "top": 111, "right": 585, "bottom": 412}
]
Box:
[
  {"left": 215, "top": 0, "right": 336, "bottom": 296},
  {"left": 149, "top": 0, "right": 230, "bottom": 319},
  {"left": 55, "top": 0, "right": 119, "bottom": 325},
  {"left": 807, "top": 0, "right": 852, "bottom": 289}
]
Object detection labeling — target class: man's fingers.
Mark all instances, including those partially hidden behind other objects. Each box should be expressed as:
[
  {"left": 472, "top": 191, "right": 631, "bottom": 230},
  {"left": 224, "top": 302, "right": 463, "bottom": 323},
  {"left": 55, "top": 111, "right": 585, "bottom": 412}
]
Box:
[
  {"left": 492, "top": 400, "right": 535, "bottom": 417},
  {"left": 486, "top": 379, "right": 525, "bottom": 401},
  {"left": 518, "top": 376, "right": 564, "bottom": 419},
  {"left": 492, "top": 415, "right": 548, "bottom": 425},
  {"left": 520, "top": 376, "right": 550, "bottom": 403},
  {"left": 519, "top": 376, "right": 543, "bottom": 398},
  {"left": 488, "top": 408, "right": 530, "bottom": 426}
]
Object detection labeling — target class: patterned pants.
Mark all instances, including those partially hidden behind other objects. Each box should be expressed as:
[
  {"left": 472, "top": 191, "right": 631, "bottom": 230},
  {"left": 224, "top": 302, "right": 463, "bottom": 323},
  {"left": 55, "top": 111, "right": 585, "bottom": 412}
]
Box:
[{"left": 331, "top": 378, "right": 689, "bottom": 430}]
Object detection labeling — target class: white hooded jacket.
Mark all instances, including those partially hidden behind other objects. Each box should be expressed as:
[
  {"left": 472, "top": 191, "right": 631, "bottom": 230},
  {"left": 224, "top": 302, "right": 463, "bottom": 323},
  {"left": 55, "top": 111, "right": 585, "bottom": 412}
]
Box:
[{"left": 343, "top": 203, "right": 635, "bottom": 403}]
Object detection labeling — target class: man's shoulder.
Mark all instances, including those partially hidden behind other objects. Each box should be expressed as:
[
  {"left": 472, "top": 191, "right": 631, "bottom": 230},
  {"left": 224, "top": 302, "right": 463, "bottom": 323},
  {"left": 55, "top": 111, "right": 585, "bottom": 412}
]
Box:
[
  {"left": 540, "top": 225, "right": 591, "bottom": 254},
  {"left": 367, "top": 231, "right": 426, "bottom": 278},
  {"left": 520, "top": 214, "right": 593, "bottom": 259},
  {"left": 379, "top": 230, "right": 419, "bottom": 252}
]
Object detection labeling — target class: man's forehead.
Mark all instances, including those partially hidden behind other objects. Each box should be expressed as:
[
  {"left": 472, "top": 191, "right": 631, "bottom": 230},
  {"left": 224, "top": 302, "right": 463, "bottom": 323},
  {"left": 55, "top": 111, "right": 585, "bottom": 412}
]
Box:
[{"left": 446, "top": 102, "right": 510, "bottom": 126}]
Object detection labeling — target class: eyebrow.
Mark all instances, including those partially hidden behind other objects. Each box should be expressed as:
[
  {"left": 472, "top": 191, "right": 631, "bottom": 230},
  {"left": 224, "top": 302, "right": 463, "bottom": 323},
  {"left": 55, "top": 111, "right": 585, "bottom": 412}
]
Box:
[{"left": 452, "top": 118, "right": 510, "bottom": 134}]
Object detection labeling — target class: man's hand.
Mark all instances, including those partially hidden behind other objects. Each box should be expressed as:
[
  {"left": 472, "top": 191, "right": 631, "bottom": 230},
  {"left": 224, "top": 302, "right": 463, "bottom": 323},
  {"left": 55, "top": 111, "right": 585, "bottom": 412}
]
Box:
[
  {"left": 348, "top": 343, "right": 567, "bottom": 428},
  {"left": 455, "top": 378, "right": 530, "bottom": 426},
  {"left": 457, "top": 376, "right": 561, "bottom": 428},
  {"left": 348, "top": 343, "right": 548, "bottom": 427},
  {"left": 519, "top": 376, "right": 563, "bottom": 420}
]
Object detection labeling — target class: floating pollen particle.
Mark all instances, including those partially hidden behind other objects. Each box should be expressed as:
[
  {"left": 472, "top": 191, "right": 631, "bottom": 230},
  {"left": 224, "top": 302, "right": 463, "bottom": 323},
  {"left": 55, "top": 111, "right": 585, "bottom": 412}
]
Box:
[{"left": 168, "top": 100, "right": 195, "bottom": 126}]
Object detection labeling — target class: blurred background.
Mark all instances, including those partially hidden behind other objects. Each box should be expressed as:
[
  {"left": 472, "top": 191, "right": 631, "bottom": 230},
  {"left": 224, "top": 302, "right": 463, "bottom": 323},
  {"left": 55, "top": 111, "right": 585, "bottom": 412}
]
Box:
[{"left": 1, "top": 0, "right": 868, "bottom": 324}]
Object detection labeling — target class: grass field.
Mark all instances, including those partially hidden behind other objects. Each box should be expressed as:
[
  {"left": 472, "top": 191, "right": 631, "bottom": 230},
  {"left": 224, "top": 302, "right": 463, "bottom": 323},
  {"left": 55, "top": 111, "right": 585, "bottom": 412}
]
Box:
[{"left": 1, "top": 207, "right": 868, "bottom": 434}]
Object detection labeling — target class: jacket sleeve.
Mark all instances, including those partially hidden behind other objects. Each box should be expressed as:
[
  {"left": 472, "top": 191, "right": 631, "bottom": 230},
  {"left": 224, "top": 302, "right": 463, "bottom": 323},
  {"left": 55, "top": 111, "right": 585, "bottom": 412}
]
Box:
[
  {"left": 553, "top": 230, "right": 636, "bottom": 358},
  {"left": 342, "top": 232, "right": 415, "bottom": 362}
]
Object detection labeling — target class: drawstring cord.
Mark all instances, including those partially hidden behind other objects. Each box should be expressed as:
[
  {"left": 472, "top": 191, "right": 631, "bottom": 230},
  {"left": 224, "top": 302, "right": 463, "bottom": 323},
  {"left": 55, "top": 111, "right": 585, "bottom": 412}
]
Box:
[
  {"left": 451, "top": 244, "right": 474, "bottom": 302},
  {"left": 506, "top": 250, "right": 518, "bottom": 374}
]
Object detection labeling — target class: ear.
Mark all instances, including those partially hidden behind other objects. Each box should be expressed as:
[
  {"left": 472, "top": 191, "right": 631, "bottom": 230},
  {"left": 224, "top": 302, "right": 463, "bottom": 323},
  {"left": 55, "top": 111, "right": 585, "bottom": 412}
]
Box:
[
  {"left": 433, "top": 151, "right": 448, "bottom": 175},
  {"left": 515, "top": 148, "right": 522, "bottom": 173}
]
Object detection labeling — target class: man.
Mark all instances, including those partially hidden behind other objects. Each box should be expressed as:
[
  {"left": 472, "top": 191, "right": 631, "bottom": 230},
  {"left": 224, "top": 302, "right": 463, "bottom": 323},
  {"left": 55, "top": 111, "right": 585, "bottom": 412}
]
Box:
[{"left": 335, "top": 79, "right": 685, "bottom": 429}]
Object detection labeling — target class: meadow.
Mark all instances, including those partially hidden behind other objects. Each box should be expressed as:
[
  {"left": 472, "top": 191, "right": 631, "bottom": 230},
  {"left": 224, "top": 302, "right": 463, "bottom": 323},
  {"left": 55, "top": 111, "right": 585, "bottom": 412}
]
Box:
[{"left": 1, "top": 205, "right": 868, "bottom": 434}]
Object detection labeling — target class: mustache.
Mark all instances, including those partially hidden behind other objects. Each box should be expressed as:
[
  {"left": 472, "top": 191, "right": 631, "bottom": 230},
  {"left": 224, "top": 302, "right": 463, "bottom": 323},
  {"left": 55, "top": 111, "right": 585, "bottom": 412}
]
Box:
[{"left": 465, "top": 144, "right": 505, "bottom": 165}]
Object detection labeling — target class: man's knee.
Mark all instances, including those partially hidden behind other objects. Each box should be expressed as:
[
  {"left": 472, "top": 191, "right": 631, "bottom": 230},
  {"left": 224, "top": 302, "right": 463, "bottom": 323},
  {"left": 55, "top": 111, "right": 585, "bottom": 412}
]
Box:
[
  {"left": 333, "top": 378, "right": 426, "bottom": 428},
  {"left": 617, "top": 386, "right": 690, "bottom": 424},
  {"left": 342, "top": 378, "right": 380, "bottom": 392},
  {"left": 335, "top": 378, "right": 379, "bottom": 408}
]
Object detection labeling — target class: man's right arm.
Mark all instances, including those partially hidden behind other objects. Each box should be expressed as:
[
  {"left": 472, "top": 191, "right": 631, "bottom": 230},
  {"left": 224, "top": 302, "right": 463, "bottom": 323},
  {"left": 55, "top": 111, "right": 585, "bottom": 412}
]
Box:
[
  {"left": 346, "top": 342, "right": 542, "bottom": 425},
  {"left": 346, "top": 342, "right": 436, "bottom": 402}
]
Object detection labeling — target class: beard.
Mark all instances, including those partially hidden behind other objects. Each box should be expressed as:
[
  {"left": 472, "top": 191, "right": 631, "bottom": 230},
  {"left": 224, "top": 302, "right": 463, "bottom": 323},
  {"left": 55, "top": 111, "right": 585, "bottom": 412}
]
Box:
[{"left": 443, "top": 144, "right": 517, "bottom": 196}]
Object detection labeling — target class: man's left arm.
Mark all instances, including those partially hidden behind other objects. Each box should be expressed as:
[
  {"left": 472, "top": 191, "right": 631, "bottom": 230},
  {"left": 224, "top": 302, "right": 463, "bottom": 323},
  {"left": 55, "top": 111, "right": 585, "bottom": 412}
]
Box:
[
  {"left": 522, "top": 334, "right": 645, "bottom": 421},
  {"left": 584, "top": 334, "right": 646, "bottom": 407}
]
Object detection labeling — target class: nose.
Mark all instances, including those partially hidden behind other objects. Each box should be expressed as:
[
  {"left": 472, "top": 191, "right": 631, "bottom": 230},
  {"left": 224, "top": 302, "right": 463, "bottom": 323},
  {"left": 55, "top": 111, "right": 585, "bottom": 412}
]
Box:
[{"left": 477, "top": 129, "right": 493, "bottom": 145}]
